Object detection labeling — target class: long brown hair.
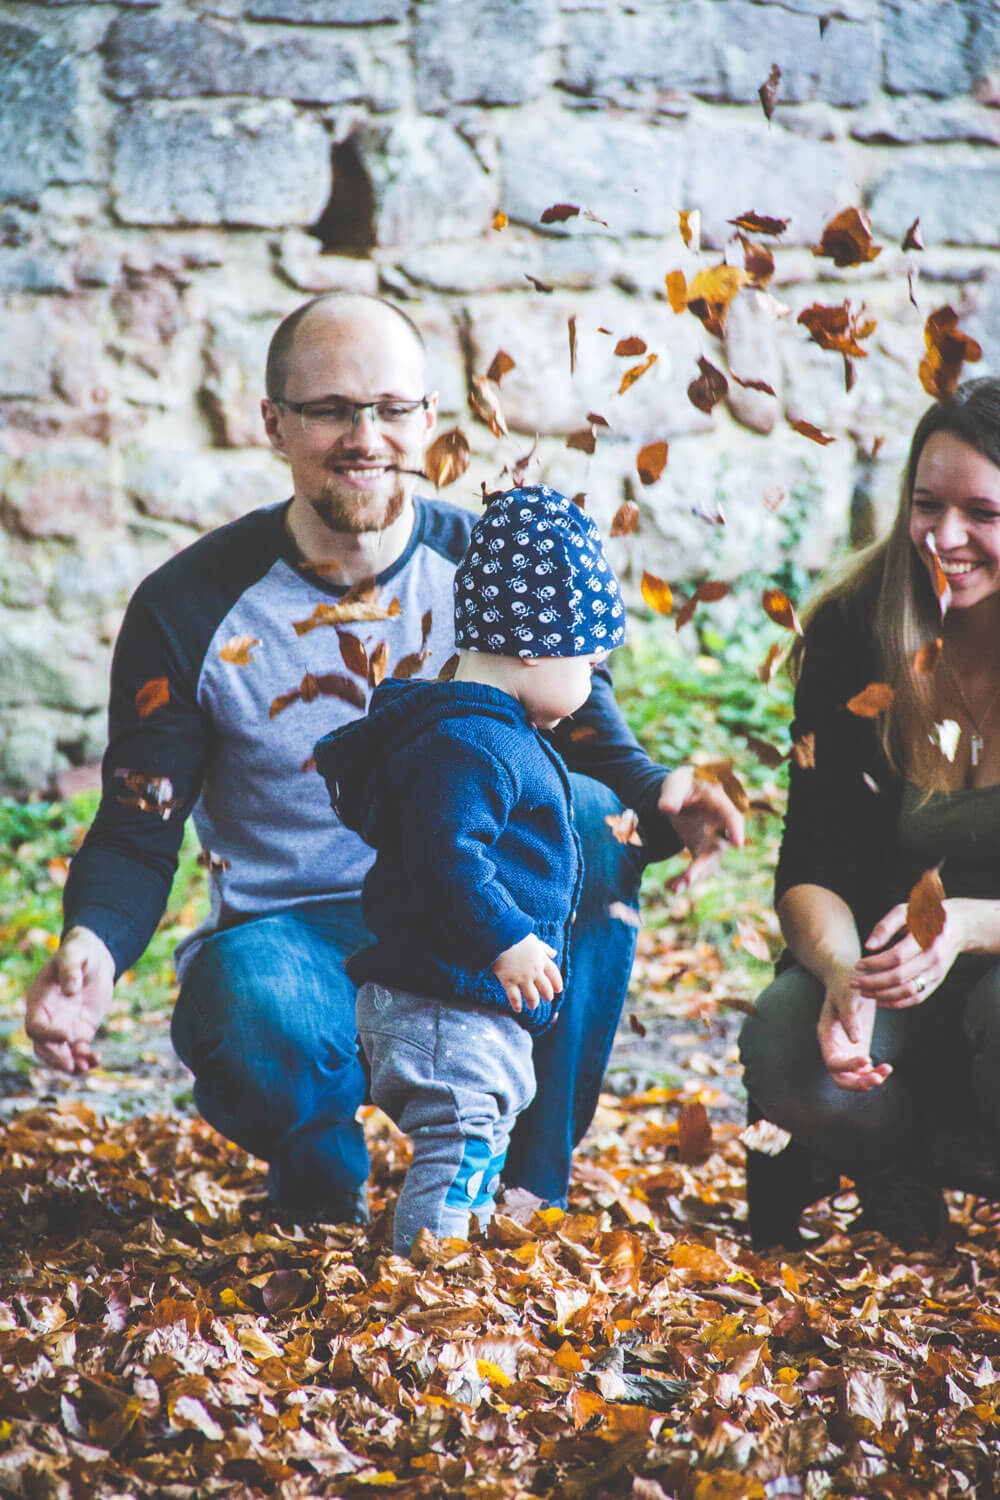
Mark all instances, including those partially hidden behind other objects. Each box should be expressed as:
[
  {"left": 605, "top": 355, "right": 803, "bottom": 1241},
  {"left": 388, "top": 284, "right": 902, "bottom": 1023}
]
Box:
[{"left": 791, "top": 377, "right": 1000, "bottom": 789}]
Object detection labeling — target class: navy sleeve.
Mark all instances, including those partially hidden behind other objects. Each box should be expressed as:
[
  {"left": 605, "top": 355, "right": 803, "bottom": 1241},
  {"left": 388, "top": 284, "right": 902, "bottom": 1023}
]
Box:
[{"left": 547, "top": 664, "right": 682, "bottom": 862}]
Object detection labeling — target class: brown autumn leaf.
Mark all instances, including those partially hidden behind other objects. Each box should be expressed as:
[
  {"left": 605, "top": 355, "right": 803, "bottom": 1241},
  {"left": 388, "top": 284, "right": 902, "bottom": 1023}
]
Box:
[
  {"left": 605, "top": 809, "right": 643, "bottom": 847},
  {"left": 908, "top": 265, "right": 920, "bottom": 310},
  {"left": 678, "top": 209, "right": 701, "bottom": 250},
  {"left": 758, "top": 62, "right": 781, "bottom": 121},
  {"left": 524, "top": 273, "right": 554, "bottom": 293},
  {"left": 469, "top": 374, "right": 508, "bottom": 437},
  {"left": 791, "top": 731, "right": 816, "bottom": 769},
  {"left": 758, "top": 640, "right": 787, "bottom": 683},
  {"left": 492, "top": 210, "right": 508, "bottom": 230},
  {"left": 615, "top": 336, "right": 647, "bottom": 357},
  {"left": 368, "top": 639, "right": 388, "bottom": 688},
  {"left": 740, "top": 1118, "right": 792, "bottom": 1155},
  {"left": 687, "top": 356, "right": 729, "bottom": 414},
  {"left": 425, "top": 428, "right": 471, "bottom": 489},
  {"left": 737, "top": 921, "right": 772, "bottom": 964},
  {"left": 846, "top": 681, "right": 895, "bottom": 717},
  {"left": 736, "top": 233, "right": 775, "bottom": 287},
  {"left": 789, "top": 417, "right": 836, "bottom": 445},
  {"left": 797, "top": 301, "right": 876, "bottom": 359},
  {"left": 569, "top": 723, "right": 598, "bottom": 741},
  {"left": 902, "top": 217, "right": 924, "bottom": 252},
  {"left": 197, "top": 849, "right": 232, "bottom": 873},
  {"left": 587, "top": 411, "right": 612, "bottom": 428},
  {"left": 570, "top": 491, "right": 586, "bottom": 508},
  {"left": 742, "top": 731, "right": 787, "bottom": 768},
  {"left": 628, "top": 1012, "right": 647, "bottom": 1038},
  {"left": 269, "top": 688, "right": 300, "bottom": 719},
  {"left": 437, "top": 652, "right": 459, "bottom": 682},
  {"left": 907, "top": 865, "right": 946, "bottom": 951},
  {"left": 686, "top": 264, "right": 749, "bottom": 337},
  {"left": 677, "top": 1101, "right": 713, "bottom": 1164},
  {"left": 299, "top": 670, "right": 320, "bottom": 704},
  {"left": 918, "top": 305, "right": 983, "bottom": 401},
  {"left": 511, "top": 438, "right": 539, "bottom": 486},
  {"left": 636, "top": 440, "right": 669, "bottom": 485},
  {"left": 640, "top": 571, "right": 673, "bottom": 616},
  {"left": 664, "top": 269, "right": 688, "bottom": 313},
  {"left": 695, "top": 760, "right": 750, "bottom": 814},
  {"left": 391, "top": 651, "right": 429, "bottom": 680},
  {"left": 568, "top": 315, "right": 577, "bottom": 376},
  {"left": 812, "top": 206, "right": 883, "bottom": 267},
  {"left": 762, "top": 485, "right": 785, "bottom": 511},
  {"left": 566, "top": 426, "right": 597, "bottom": 454},
  {"left": 728, "top": 211, "right": 790, "bottom": 237},
  {"left": 914, "top": 638, "right": 943, "bottom": 675},
  {"left": 113, "top": 768, "right": 181, "bottom": 818},
  {"left": 540, "top": 203, "right": 580, "bottom": 224},
  {"left": 338, "top": 631, "right": 368, "bottom": 678},
  {"left": 675, "top": 580, "right": 730, "bottom": 630},
  {"left": 619, "top": 351, "right": 658, "bottom": 395},
  {"left": 486, "top": 349, "right": 515, "bottom": 384},
  {"left": 136, "top": 677, "right": 169, "bottom": 719},
  {"left": 340, "top": 578, "right": 379, "bottom": 605},
  {"left": 293, "top": 597, "right": 401, "bottom": 636},
  {"left": 421, "top": 608, "right": 433, "bottom": 645},
  {"left": 313, "top": 672, "right": 367, "bottom": 709},
  {"left": 610, "top": 500, "right": 640, "bottom": 537},
  {"left": 762, "top": 588, "right": 803, "bottom": 635},
  {"left": 219, "top": 636, "right": 261, "bottom": 665},
  {"left": 732, "top": 372, "right": 777, "bottom": 397}
]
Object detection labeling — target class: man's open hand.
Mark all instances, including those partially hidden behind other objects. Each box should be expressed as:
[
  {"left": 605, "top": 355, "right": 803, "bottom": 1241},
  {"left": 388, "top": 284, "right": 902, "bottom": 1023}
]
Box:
[
  {"left": 24, "top": 926, "right": 115, "bottom": 1073},
  {"left": 658, "top": 765, "right": 744, "bottom": 892}
]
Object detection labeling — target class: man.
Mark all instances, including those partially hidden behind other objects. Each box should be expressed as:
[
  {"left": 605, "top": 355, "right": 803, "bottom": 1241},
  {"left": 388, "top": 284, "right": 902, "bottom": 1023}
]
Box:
[{"left": 24, "top": 293, "right": 742, "bottom": 1224}]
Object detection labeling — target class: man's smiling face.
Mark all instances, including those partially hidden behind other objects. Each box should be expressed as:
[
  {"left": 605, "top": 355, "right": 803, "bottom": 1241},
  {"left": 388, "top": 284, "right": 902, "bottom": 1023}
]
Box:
[{"left": 263, "top": 300, "right": 438, "bottom": 535}]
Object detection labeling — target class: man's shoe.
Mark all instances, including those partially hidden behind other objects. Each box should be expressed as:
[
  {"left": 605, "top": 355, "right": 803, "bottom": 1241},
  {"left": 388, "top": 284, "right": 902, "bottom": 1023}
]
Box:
[{"left": 851, "top": 1167, "right": 950, "bottom": 1250}]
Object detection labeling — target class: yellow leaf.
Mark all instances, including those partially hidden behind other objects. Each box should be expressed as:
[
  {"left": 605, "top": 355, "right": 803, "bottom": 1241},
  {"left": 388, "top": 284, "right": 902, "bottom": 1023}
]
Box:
[
  {"left": 492, "top": 211, "right": 508, "bottom": 230},
  {"left": 619, "top": 351, "right": 658, "bottom": 395},
  {"left": 641, "top": 571, "right": 673, "bottom": 616},
  {"left": 476, "top": 1359, "right": 512, "bottom": 1386}
]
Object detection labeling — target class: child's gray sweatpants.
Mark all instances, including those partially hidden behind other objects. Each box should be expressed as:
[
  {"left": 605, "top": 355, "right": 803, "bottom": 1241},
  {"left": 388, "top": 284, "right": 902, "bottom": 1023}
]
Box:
[{"left": 356, "top": 982, "right": 536, "bottom": 1256}]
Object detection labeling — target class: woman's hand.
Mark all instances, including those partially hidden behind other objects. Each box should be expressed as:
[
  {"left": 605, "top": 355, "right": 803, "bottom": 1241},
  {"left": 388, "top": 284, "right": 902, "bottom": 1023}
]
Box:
[
  {"left": 818, "top": 969, "right": 893, "bottom": 1091},
  {"left": 853, "top": 897, "right": 980, "bottom": 1008}
]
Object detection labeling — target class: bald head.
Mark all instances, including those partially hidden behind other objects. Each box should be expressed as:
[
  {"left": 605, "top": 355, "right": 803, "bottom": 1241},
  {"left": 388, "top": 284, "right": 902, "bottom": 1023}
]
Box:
[{"left": 265, "top": 293, "right": 426, "bottom": 402}]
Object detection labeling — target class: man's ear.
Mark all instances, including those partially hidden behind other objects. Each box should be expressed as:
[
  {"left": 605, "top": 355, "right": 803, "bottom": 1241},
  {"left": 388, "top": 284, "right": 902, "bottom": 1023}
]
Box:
[{"left": 261, "top": 398, "right": 287, "bottom": 454}]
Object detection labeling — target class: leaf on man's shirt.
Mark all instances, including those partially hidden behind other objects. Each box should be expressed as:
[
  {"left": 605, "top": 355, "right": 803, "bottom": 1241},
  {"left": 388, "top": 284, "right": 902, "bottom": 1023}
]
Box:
[
  {"left": 293, "top": 598, "right": 400, "bottom": 637},
  {"left": 113, "top": 769, "right": 181, "bottom": 820},
  {"left": 391, "top": 651, "right": 429, "bottom": 681},
  {"left": 136, "top": 677, "right": 169, "bottom": 718},
  {"left": 338, "top": 632, "right": 368, "bottom": 679},
  {"left": 219, "top": 636, "right": 261, "bottom": 665},
  {"left": 437, "top": 653, "right": 460, "bottom": 682},
  {"left": 368, "top": 640, "right": 389, "bottom": 689}
]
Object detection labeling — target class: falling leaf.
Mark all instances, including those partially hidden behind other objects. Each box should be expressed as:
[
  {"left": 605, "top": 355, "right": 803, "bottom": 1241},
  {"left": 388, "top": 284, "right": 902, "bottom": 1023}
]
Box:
[
  {"left": 606, "top": 809, "right": 643, "bottom": 846},
  {"left": 469, "top": 375, "right": 508, "bottom": 437},
  {"left": 902, "top": 217, "right": 923, "bottom": 251},
  {"left": 540, "top": 203, "right": 580, "bottom": 224},
  {"left": 686, "top": 265, "right": 749, "bottom": 337},
  {"left": 135, "top": 677, "right": 169, "bottom": 719},
  {"left": 919, "top": 305, "right": 982, "bottom": 401},
  {"left": 628, "top": 1012, "right": 647, "bottom": 1038},
  {"left": 368, "top": 639, "right": 389, "bottom": 688},
  {"left": 525, "top": 273, "right": 554, "bottom": 293},
  {"left": 687, "top": 356, "right": 729, "bottom": 414},
  {"left": 665, "top": 269, "right": 688, "bottom": 313},
  {"left": 846, "top": 681, "right": 895, "bottom": 717},
  {"left": 570, "top": 491, "right": 586, "bottom": 508},
  {"left": 692, "top": 499, "right": 726, "bottom": 526},
  {"left": 862, "top": 770, "right": 881, "bottom": 794},
  {"left": 758, "top": 62, "right": 781, "bottom": 121},
  {"left": 914, "top": 638, "right": 943, "bottom": 674},
  {"left": 762, "top": 588, "right": 802, "bottom": 634},
  {"left": 437, "top": 653, "right": 459, "bottom": 682},
  {"left": 421, "top": 609, "right": 433, "bottom": 645},
  {"left": 391, "top": 650, "right": 429, "bottom": 680},
  {"left": 930, "top": 717, "right": 961, "bottom": 761},
  {"left": 675, "top": 580, "right": 730, "bottom": 630},
  {"left": 587, "top": 412, "right": 612, "bottom": 428},
  {"left": 737, "top": 921, "right": 771, "bottom": 963},
  {"left": 583, "top": 207, "right": 609, "bottom": 226},
  {"left": 492, "top": 210, "right": 508, "bottom": 230},
  {"left": 619, "top": 351, "right": 658, "bottom": 394},
  {"left": 797, "top": 300, "right": 876, "bottom": 359},
  {"left": 695, "top": 760, "right": 750, "bottom": 813},
  {"left": 791, "top": 732, "right": 816, "bottom": 769},
  {"left": 758, "top": 640, "right": 786, "bottom": 683},
  {"left": 425, "top": 428, "right": 471, "bottom": 489},
  {"left": 294, "top": 597, "right": 401, "bottom": 636},
  {"left": 610, "top": 500, "right": 640, "bottom": 537},
  {"left": 740, "top": 1119, "right": 791, "bottom": 1155},
  {"left": 569, "top": 724, "right": 597, "bottom": 741},
  {"left": 742, "top": 732, "right": 786, "bottom": 768},
  {"left": 113, "top": 769, "right": 180, "bottom": 819},
  {"left": 812, "top": 206, "right": 883, "bottom": 267},
  {"left": 636, "top": 440, "right": 669, "bottom": 485},
  {"left": 486, "top": 349, "right": 516, "bottom": 384},
  {"left": 301, "top": 754, "right": 316, "bottom": 772},
  {"left": 678, "top": 1102, "right": 713, "bottom": 1163},
  {"left": 568, "top": 315, "right": 577, "bottom": 376},
  {"left": 270, "top": 670, "right": 366, "bottom": 717},
  {"left": 219, "top": 636, "right": 261, "bottom": 665},
  {"left": 567, "top": 426, "right": 597, "bottom": 454},
  {"left": 338, "top": 632, "right": 368, "bottom": 678},
  {"left": 907, "top": 865, "right": 946, "bottom": 951},
  {"left": 678, "top": 209, "right": 701, "bottom": 250},
  {"left": 614, "top": 336, "right": 647, "bottom": 357},
  {"left": 728, "top": 211, "right": 790, "bottom": 237},
  {"left": 732, "top": 373, "right": 777, "bottom": 397},
  {"left": 641, "top": 571, "right": 673, "bottom": 615},
  {"left": 608, "top": 901, "right": 641, "bottom": 927},
  {"left": 789, "top": 417, "right": 836, "bottom": 445},
  {"left": 196, "top": 849, "right": 231, "bottom": 873},
  {"left": 908, "top": 266, "right": 919, "bottom": 310},
  {"left": 511, "top": 438, "right": 539, "bottom": 486},
  {"left": 925, "top": 532, "right": 953, "bottom": 618},
  {"left": 736, "top": 233, "right": 775, "bottom": 287},
  {"left": 762, "top": 485, "right": 784, "bottom": 511}
]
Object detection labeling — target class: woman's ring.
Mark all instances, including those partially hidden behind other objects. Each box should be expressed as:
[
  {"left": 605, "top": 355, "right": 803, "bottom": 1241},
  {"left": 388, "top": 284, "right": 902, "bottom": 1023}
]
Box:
[{"left": 914, "top": 976, "right": 926, "bottom": 995}]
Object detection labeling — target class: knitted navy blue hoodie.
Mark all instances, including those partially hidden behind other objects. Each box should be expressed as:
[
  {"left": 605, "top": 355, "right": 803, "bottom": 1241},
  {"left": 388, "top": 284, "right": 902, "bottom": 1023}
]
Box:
[{"left": 314, "top": 678, "right": 582, "bottom": 1035}]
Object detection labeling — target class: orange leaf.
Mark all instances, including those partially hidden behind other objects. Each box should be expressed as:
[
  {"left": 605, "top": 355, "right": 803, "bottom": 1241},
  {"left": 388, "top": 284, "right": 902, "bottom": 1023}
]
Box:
[
  {"left": 618, "top": 351, "right": 658, "bottom": 395},
  {"left": 486, "top": 349, "right": 515, "bottom": 384},
  {"left": 218, "top": 635, "right": 261, "bottom": 665},
  {"left": 789, "top": 417, "right": 836, "bottom": 445},
  {"left": 664, "top": 269, "right": 688, "bottom": 313},
  {"left": 797, "top": 300, "right": 876, "bottom": 359},
  {"left": 677, "top": 1101, "right": 713, "bottom": 1163},
  {"left": 758, "top": 641, "right": 786, "bottom": 683},
  {"left": 761, "top": 588, "right": 802, "bottom": 635},
  {"left": 469, "top": 374, "right": 508, "bottom": 437},
  {"left": 540, "top": 202, "right": 580, "bottom": 224},
  {"left": 695, "top": 760, "right": 749, "bottom": 814},
  {"left": 914, "top": 638, "right": 943, "bottom": 675},
  {"left": 566, "top": 427, "right": 597, "bottom": 454},
  {"left": 736, "top": 233, "right": 775, "bottom": 287},
  {"left": 425, "top": 428, "right": 471, "bottom": 489},
  {"left": 732, "top": 372, "right": 776, "bottom": 397},
  {"left": 614, "top": 336, "right": 647, "bottom": 357},
  {"left": 636, "top": 440, "right": 668, "bottom": 485},
  {"left": 686, "top": 265, "right": 748, "bottom": 337},
  {"left": 919, "top": 305, "right": 982, "bottom": 401},
  {"left": 269, "top": 688, "right": 301, "bottom": 719},
  {"left": 791, "top": 731, "right": 815, "bottom": 769},
  {"left": 605, "top": 809, "right": 643, "bottom": 846},
  {"left": 812, "top": 206, "right": 883, "bottom": 267},
  {"left": 293, "top": 598, "right": 400, "bottom": 636},
  {"left": 610, "top": 500, "right": 639, "bottom": 537},
  {"left": 846, "top": 681, "right": 895, "bottom": 717},
  {"left": 629, "top": 1012, "right": 647, "bottom": 1037},
  {"left": 136, "top": 677, "right": 169, "bottom": 718},
  {"left": 678, "top": 208, "right": 701, "bottom": 250},
  {"left": 907, "top": 865, "right": 946, "bottom": 951},
  {"left": 338, "top": 631, "right": 368, "bottom": 678},
  {"left": 641, "top": 571, "right": 673, "bottom": 615},
  {"left": 492, "top": 210, "right": 508, "bottom": 230},
  {"left": 368, "top": 640, "right": 389, "bottom": 689}
]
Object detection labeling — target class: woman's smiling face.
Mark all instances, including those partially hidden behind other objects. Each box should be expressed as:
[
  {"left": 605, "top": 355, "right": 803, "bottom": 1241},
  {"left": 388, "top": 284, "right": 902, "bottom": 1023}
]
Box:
[{"left": 909, "top": 431, "right": 1000, "bottom": 610}]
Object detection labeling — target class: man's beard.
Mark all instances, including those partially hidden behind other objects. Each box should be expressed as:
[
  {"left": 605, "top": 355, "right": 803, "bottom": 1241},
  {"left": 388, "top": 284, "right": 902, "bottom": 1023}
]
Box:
[{"left": 309, "top": 469, "right": 408, "bottom": 535}]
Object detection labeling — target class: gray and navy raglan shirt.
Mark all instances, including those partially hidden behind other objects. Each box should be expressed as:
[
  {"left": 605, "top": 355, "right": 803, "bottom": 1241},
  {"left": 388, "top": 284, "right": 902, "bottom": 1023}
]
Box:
[{"left": 63, "top": 496, "right": 681, "bottom": 982}]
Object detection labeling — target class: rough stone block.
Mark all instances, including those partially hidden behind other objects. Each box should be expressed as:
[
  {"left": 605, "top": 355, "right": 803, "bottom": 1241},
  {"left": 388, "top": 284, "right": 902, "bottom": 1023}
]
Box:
[
  {"left": 246, "top": 0, "right": 407, "bottom": 19},
  {"left": 414, "top": 0, "right": 556, "bottom": 108},
  {"left": 0, "top": 299, "right": 106, "bottom": 405},
  {"left": 870, "top": 164, "right": 1000, "bottom": 247},
  {"left": 274, "top": 231, "right": 379, "bottom": 294},
  {"left": 358, "top": 119, "right": 495, "bottom": 248},
  {"left": 725, "top": 293, "right": 782, "bottom": 435},
  {"left": 884, "top": 0, "right": 972, "bottom": 97},
  {"left": 1, "top": 440, "right": 117, "bottom": 540},
  {"left": 111, "top": 103, "right": 331, "bottom": 228},
  {"left": 124, "top": 444, "right": 287, "bottom": 528},
  {"left": 396, "top": 234, "right": 623, "bottom": 295},
  {"left": 850, "top": 100, "right": 1000, "bottom": 146},
  {"left": 0, "top": 24, "right": 95, "bottom": 203},
  {"left": 0, "top": 247, "right": 73, "bottom": 294},
  {"left": 111, "top": 273, "right": 185, "bottom": 377},
  {"left": 498, "top": 112, "right": 683, "bottom": 238},
  {"left": 201, "top": 312, "right": 276, "bottom": 447},
  {"left": 0, "top": 610, "right": 110, "bottom": 713}
]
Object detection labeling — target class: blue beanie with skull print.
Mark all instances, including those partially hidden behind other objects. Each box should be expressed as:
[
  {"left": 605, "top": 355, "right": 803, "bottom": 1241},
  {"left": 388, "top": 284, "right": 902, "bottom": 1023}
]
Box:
[{"left": 453, "top": 485, "right": 626, "bottom": 658}]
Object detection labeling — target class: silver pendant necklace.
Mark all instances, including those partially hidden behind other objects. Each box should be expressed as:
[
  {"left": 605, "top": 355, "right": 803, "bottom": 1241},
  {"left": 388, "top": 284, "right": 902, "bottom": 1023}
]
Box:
[{"left": 942, "top": 653, "right": 1000, "bottom": 770}]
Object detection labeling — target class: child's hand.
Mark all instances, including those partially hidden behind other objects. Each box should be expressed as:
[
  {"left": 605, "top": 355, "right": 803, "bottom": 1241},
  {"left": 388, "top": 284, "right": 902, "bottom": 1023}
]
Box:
[{"left": 491, "top": 935, "right": 563, "bottom": 1014}]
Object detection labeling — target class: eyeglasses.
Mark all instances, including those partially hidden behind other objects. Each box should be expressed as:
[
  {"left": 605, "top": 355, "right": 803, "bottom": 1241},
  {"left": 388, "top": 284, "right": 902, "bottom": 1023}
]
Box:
[{"left": 275, "top": 395, "right": 431, "bottom": 432}]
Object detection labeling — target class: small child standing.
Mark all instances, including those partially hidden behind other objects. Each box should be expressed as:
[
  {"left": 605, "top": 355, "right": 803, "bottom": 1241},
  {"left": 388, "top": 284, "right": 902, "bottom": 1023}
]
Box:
[{"left": 314, "top": 485, "right": 626, "bottom": 1256}]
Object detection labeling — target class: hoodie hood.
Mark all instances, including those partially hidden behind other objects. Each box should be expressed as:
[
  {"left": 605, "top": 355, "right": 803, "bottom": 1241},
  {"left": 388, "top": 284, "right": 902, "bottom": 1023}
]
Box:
[{"left": 314, "top": 679, "right": 530, "bottom": 847}]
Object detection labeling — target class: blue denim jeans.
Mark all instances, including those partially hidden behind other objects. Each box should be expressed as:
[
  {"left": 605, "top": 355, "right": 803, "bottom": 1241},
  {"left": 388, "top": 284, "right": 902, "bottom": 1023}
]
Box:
[{"left": 171, "top": 773, "right": 645, "bottom": 1217}]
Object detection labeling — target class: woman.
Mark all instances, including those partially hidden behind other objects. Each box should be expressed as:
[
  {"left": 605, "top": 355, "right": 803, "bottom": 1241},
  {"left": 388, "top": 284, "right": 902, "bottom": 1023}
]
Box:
[{"left": 740, "top": 377, "right": 1000, "bottom": 1248}]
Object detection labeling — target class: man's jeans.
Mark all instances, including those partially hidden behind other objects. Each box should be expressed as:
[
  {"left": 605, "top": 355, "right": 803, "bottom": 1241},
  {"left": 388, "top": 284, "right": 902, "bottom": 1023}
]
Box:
[{"left": 171, "top": 773, "right": 645, "bottom": 1218}]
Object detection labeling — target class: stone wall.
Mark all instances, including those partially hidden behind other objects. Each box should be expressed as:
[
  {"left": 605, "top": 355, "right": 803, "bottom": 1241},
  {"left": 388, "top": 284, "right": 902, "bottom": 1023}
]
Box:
[{"left": 2, "top": 0, "right": 1000, "bottom": 791}]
